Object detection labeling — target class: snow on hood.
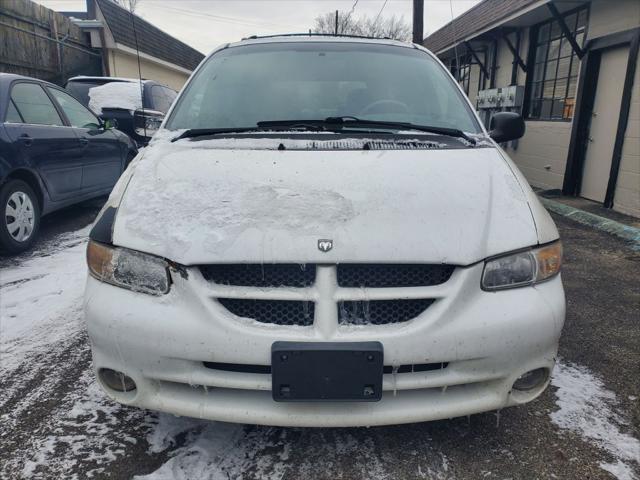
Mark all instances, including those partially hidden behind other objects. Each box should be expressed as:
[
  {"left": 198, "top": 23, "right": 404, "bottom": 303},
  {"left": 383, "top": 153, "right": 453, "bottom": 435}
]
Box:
[
  {"left": 88, "top": 81, "right": 143, "bottom": 114},
  {"left": 112, "top": 138, "right": 539, "bottom": 265}
]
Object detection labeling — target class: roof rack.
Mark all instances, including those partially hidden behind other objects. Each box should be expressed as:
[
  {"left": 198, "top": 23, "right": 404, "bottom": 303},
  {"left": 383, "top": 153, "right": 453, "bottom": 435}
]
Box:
[{"left": 241, "top": 32, "right": 394, "bottom": 41}]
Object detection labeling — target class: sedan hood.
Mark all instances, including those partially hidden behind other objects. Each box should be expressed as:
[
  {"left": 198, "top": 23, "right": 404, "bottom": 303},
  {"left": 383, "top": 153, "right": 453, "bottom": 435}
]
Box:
[{"left": 113, "top": 140, "right": 539, "bottom": 265}]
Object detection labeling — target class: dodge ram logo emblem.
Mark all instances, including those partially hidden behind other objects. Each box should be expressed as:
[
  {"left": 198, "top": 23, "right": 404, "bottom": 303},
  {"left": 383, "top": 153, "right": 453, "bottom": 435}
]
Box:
[{"left": 318, "top": 239, "right": 333, "bottom": 252}]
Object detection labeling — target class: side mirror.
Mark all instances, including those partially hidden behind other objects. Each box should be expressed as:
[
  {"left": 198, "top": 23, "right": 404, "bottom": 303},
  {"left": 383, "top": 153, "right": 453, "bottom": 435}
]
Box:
[
  {"left": 134, "top": 109, "right": 164, "bottom": 139},
  {"left": 103, "top": 118, "right": 119, "bottom": 130},
  {"left": 489, "top": 112, "right": 525, "bottom": 143}
]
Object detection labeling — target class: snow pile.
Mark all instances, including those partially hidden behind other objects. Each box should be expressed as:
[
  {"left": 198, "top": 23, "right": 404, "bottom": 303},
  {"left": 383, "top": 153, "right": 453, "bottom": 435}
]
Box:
[
  {"left": 88, "top": 81, "right": 143, "bottom": 114},
  {"left": 551, "top": 361, "right": 640, "bottom": 480}
]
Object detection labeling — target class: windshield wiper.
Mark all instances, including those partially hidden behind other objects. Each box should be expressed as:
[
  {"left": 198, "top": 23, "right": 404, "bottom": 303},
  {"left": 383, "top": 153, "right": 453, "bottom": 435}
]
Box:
[
  {"left": 171, "top": 127, "right": 265, "bottom": 142},
  {"left": 173, "top": 118, "right": 476, "bottom": 145},
  {"left": 171, "top": 123, "right": 328, "bottom": 142},
  {"left": 323, "top": 116, "right": 477, "bottom": 145}
]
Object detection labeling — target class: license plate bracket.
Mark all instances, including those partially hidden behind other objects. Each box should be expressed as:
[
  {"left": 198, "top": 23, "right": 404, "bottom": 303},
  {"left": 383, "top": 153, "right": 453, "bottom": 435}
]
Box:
[{"left": 271, "top": 341, "right": 383, "bottom": 402}]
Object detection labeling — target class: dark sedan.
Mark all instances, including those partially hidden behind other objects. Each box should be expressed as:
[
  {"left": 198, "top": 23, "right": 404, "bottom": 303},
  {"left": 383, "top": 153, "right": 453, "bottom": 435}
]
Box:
[{"left": 0, "top": 73, "right": 137, "bottom": 253}]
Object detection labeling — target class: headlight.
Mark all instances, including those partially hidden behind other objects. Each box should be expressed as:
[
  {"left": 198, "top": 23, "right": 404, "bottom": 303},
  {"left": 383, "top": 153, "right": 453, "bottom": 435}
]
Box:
[
  {"left": 87, "top": 240, "right": 170, "bottom": 295},
  {"left": 482, "top": 241, "right": 562, "bottom": 290}
]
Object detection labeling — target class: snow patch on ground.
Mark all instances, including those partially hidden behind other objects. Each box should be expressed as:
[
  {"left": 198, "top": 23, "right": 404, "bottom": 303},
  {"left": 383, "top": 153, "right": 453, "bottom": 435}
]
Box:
[
  {"left": 136, "top": 415, "right": 452, "bottom": 480},
  {"left": 551, "top": 361, "right": 640, "bottom": 479},
  {"left": 0, "top": 227, "right": 90, "bottom": 375},
  {"left": 89, "top": 81, "right": 143, "bottom": 114},
  {"left": 135, "top": 416, "right": 287, "bottom": 480},
  {"left": 16, "top": 371, "right": 153, "bottom": 480}
]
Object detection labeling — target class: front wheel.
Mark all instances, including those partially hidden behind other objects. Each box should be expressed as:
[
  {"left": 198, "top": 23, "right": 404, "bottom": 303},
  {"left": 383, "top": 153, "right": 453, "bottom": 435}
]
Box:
[{"left": 0, "top": 179, "right": 41, "bottom": 254}]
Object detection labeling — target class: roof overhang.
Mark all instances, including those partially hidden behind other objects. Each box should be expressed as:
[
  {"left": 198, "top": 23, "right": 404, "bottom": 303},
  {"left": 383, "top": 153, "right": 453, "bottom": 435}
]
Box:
[
  {"left": 434, "top": 0, "right": 588, "bottom": 58},
  {"left": 114, "top": 43, "right": 193, "bottom": 75},
  {"left": 69, "top": 19, "right": 103, "bottom": 29}
]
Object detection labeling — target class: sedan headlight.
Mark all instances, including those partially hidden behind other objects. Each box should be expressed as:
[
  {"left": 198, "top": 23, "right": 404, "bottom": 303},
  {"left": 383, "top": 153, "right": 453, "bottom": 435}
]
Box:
[
  {"left": 87, "top": 240, "right": 170, "bottom": 295},
  {"left": 482, "top": 241, "right": 562, "bottom": 290}
]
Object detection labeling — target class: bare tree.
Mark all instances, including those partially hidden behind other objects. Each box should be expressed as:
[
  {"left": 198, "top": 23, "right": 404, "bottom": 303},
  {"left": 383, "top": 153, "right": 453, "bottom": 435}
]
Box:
[
  {"left": 313, "top": 10, "right": 411, "bottom": 41},
  {"left": 114, "top": 0, "right": 140, "bottom": 13}
]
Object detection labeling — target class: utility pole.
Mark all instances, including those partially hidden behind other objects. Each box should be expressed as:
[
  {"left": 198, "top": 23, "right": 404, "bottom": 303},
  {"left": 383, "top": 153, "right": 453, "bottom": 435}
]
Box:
[
  {"left": 335, "top": 10, "right": 339, "bottom": 35},
  {"left": 412, "top": 0, "right": 424, "bottom": 44}
]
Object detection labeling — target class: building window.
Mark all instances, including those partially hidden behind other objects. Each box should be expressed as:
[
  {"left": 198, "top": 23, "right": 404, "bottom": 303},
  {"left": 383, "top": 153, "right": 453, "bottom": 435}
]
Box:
[
  {"left": 457, "top": 56, "right": 471, "bottom": 95},
  {"left": 448, "top": 55, "right": 471, "bottom": 95},
  {"left": 528, "top": 6, "right": 588, "bottom": 121}
]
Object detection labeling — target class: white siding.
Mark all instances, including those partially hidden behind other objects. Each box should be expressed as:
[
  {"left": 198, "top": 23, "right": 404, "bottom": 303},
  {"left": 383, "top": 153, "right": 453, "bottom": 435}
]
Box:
[
  {"left": 613, "top": 54, "right": 640, "bottom": 217},
  {"left": 588, "top": 0, "right": 640, "bottom": 40},
  {"left": 108, "top": 50, "right": 190, "bottom": 91},
  {"left": 508, "top": 121, "right": 573, "bottom": 190}
]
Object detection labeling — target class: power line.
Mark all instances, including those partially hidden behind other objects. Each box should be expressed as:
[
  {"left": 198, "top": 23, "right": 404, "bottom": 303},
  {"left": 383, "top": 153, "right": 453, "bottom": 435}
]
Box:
[
  {"left": 345, "top": 0, "right": 359, "bottom": 20},
  {"left": 154, "top": 4, "right": 298, "bottom": 30},
  {"left": 340, "top": 0, "right": 359, "bottom": 34},
  {"left": 374, "top": 0, "right": 389, "bottom": 25}
]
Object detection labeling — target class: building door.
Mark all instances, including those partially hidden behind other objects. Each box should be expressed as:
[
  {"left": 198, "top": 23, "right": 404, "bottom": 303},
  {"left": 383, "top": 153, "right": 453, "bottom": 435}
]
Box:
[{"left": 580, "top": 46, "right": 628, "bottom": 202}]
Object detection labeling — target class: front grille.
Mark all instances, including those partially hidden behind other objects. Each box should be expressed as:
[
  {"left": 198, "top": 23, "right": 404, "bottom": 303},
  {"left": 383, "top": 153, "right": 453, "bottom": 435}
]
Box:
[
  {"left": 201, "top": 264, "right": 315, "bottom": 287},
  {"left": 202, "top": 361, "right": 448, "bottom": 375},
  {"left": 383, "top": 362, "right": 448, "bottom": 374},
  {"left": 218, "top": 298, "right": 314, "bottom": 326},
  {"left": 337, "top": 264, "right": 454, "bottom": 288},
  {"left": 209, "top": 264, "right": 450, "bottom": 327},
  {"left": 338, "top": 299, "right": 434, "bottom": 325}
]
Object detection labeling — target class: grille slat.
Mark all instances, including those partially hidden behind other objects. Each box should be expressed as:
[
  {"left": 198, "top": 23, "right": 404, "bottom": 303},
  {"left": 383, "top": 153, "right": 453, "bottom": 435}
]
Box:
[
  {"left": 338, "top": 299, "right": 434, "bottom": 325},
  {"left": 337, "top": 264, "right": 454, "bottom": 288},
  {"left": 201, "top": 264, "right": 315, "bottom": 288},
  {"left": 218, "top": 298, "right": 314, "bottom": 326},
  {"left": 202, "top": 361, "right": 448, "bottom": 374},
  {"left": 208, "top": 264, "right": 452, "bottom": 326}
]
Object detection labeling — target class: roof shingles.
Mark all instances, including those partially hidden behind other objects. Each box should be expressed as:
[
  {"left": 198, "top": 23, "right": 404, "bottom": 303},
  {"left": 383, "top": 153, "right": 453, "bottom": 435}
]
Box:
[
  {"left": 96, "top": 0, "right": 204, "bottom": 71},
  {"left": 423, "top": 0, "right": 540, "bottom": 54}
]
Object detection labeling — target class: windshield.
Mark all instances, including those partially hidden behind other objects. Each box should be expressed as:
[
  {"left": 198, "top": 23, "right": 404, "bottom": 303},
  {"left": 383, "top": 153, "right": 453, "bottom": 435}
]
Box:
[{"left": 166, "top": 42, "right": 482, "bottom": 134}]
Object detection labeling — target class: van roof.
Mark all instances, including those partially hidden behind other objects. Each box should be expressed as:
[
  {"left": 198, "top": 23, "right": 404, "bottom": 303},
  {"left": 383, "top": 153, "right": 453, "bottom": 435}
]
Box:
[{"left": 227, "top": 34, "right": 418, "bottom": 50}]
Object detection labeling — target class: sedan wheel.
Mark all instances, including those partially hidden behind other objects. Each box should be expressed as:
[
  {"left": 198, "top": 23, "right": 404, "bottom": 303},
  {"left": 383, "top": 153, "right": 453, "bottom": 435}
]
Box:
[
  {"left": 5, "top": 191, "right": 36, "bottom": 242},
  {"left": 0, "top": 179, "right": 41, "bottom": 254}
]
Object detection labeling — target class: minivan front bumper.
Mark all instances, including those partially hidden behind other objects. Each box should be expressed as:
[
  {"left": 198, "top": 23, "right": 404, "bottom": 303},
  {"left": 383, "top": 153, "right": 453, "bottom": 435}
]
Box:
[{"left": 84, "top": 262, "right": 565, "bottom": 427}]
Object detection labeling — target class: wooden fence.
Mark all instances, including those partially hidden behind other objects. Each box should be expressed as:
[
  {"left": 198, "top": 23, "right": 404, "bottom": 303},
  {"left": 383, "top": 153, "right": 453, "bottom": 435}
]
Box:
[{"left": 0, "top": 0, "right": 103, "bottom": 85}]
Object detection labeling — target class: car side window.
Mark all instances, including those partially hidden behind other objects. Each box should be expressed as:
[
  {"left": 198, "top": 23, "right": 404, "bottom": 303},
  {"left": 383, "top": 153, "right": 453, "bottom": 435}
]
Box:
[
  {"left": 150, "top": 85, "right": 175, "bottom": 114},
  {"left": 163, "top": 87, "right": 177, "bottom": 109},
  {"left": 5, "top": 100, "right": 23, "bottom": 123},
  {"left": 47, "top": 87, "right": 101, "bottom": 129},
  {"left": 10, "top": 83, "right": 64, "bottom": 126}
]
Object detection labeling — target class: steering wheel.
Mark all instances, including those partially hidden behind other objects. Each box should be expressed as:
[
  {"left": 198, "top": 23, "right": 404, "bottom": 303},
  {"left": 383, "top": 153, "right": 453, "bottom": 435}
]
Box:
[{"left": 359, "top": 99, "right": 409, "bottom": 116}]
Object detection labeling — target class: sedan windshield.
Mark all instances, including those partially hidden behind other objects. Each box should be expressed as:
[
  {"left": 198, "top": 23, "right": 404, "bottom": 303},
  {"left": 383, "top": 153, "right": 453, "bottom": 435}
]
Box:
[{"left": 166, "top": 41, "right": 482, "bottom": 135}]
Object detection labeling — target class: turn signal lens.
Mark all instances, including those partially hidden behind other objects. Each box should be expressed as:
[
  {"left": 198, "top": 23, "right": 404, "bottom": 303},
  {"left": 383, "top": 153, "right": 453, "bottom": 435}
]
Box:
[
  {"left": 482, "top": 241, "right": 562, "bottom": 290},
  {"left": 535, "top": 241, "right": 563, "bottom": 281},
  {"left": 87, "top": 240, "right": 170, "bottom": 295},
  {"left": 87, "top": 240, "right": 115, "bottom": 281}
]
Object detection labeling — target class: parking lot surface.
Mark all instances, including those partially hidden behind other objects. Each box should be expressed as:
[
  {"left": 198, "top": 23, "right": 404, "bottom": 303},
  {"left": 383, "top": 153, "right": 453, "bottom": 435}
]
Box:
[{"left": 0, "top": 202, "right": 638, "bottom": 480}]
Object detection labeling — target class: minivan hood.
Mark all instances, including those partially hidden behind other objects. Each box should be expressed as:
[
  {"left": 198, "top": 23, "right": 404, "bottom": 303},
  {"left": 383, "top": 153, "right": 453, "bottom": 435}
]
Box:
[{"left": 113, "top": 141, "right": 539, "bottom": 265}]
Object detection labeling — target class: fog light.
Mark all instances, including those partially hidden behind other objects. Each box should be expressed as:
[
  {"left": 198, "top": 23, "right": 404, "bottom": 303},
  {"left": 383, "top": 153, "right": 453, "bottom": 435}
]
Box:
[
  {"left": 99, "top": 368, "right": 137, "bottom": 392},
  {"left": 512, "top": 368, "right": 548, "bottom": 391}
]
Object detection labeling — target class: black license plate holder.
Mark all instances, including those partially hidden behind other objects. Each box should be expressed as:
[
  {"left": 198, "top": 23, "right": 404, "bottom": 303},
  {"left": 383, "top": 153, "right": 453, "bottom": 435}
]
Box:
[{"left": 271, "top": 341, "right": 383, "bottom": 402}]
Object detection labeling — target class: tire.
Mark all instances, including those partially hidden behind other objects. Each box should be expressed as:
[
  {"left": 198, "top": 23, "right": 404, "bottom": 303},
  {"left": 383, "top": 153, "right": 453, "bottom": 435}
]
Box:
[{"left": 0, "top": 179, "right": 41, "bottom": 254}]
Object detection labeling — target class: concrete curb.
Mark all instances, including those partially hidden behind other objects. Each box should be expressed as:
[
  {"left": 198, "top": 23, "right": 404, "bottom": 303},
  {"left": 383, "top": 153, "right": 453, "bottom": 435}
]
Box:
[{"left": 539, "top": 197, "right": 640, "bottom": 250}]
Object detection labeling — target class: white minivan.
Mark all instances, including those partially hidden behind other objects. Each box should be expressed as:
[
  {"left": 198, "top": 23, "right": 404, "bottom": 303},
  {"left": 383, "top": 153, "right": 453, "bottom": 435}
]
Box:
[{"left": 84, "top": 35, "right": 565, "bottom": 427}]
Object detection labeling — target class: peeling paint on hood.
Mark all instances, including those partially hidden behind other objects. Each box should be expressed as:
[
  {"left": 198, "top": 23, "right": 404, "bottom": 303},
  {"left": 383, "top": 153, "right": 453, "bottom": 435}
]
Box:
[{"left": 112, "top": 141, "right": 538, "bottom": 265}]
